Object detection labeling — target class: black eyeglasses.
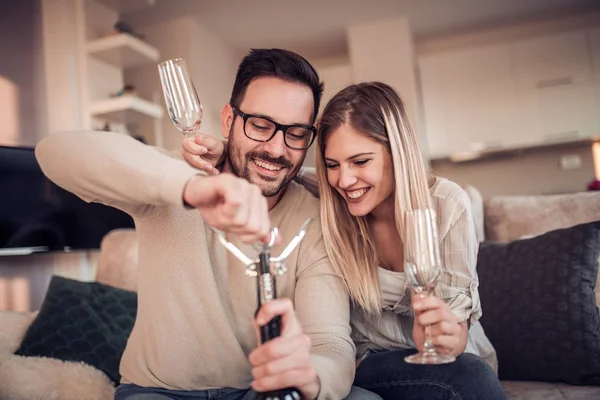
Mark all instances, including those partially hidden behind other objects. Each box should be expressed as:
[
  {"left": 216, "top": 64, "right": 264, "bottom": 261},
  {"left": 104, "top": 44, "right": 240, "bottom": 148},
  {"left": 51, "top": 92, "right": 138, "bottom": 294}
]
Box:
[{"left": 231, "top": 105, "right": 316, "bottom": 150}]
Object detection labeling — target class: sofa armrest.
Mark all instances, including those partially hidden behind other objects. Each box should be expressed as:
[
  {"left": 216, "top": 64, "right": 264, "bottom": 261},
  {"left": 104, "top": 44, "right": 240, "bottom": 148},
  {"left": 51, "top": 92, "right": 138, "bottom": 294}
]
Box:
[
  {"left": 0, "top": 311, "right": 37, "bottom": 354},
  {"left": 95, "top": 229, "right": 138, "bottom": 292}
]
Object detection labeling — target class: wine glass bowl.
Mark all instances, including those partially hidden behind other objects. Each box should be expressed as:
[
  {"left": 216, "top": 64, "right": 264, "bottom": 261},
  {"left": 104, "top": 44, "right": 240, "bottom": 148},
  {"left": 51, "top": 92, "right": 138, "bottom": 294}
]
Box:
[
  {"left": 158, "top": 58, "right": 203, "bottom": 137},
  {"left": 405, "top": 262, "right": 440, "bottom": 296}
]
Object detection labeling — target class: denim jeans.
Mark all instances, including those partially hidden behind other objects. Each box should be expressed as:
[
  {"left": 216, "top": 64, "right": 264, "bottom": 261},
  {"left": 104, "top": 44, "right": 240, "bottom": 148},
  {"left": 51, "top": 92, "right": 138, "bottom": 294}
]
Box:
[
  {"left": 115, "top": 384, "right": 257, "bottom": 400},
  {"left": 115, "top": 384, "right": 381, "bottom": 400},
  {"left": 353, "top": 349, "right": 507, "bottom": 400}
]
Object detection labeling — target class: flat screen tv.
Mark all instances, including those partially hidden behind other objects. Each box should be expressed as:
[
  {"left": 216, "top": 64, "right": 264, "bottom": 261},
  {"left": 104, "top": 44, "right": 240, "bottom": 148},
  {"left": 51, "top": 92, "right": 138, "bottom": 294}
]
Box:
[{"left": 0, "top": 145, "right": 134, "bottom": 255}]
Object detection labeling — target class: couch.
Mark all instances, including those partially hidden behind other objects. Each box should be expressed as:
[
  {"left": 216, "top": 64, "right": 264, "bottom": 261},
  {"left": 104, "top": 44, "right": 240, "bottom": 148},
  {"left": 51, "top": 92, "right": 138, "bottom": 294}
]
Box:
[
  {"left": 466, "top": 187, "right": 600, "bottom": 400},
  {"left": 0, "top": 229, "right": 138, "bottom": 400},
  {"left": 1, "top": 190, "right": 599, "bottom": 400}
]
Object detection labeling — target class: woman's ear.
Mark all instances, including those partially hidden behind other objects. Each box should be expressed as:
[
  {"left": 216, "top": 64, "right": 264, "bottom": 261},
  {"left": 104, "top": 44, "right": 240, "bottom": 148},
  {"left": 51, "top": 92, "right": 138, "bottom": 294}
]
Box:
[{"left": 221, "top": 104, "right": 233, "bottom": 139}]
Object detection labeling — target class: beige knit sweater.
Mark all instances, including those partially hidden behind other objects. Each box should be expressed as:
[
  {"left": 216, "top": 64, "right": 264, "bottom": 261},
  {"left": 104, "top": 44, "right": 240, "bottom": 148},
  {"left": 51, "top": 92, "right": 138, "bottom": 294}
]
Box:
[{"left": 35, "top": 131, "right": 355, "bottom": 399}]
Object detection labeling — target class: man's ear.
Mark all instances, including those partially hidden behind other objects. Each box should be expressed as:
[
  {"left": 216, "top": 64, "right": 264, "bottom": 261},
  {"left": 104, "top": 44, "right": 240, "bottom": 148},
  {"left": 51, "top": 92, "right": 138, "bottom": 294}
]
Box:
[{"left": 221, "top": 104, "right": 233, "bottom": 139}]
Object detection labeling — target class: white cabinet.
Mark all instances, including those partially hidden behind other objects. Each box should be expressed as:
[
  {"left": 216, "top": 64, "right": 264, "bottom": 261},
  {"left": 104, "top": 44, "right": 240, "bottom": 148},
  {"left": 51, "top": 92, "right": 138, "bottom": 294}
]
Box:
[
  {"left": 516, "top": 85, "right": 597, "bottom": 146},
  {"left": 589, "top": 27, "right": 600, "bottom": 129},
  {"left": 418, "top": 27, "right": 600, "bottom": 160},
  {"left": 512, "top": 30, "right": 597, "bottom": 144},
  {"left": 511, "top": 31, "right": 592, "bottom": 90},
  {"left": 419, "top": 43, "right": 520, "bottom": 159}
]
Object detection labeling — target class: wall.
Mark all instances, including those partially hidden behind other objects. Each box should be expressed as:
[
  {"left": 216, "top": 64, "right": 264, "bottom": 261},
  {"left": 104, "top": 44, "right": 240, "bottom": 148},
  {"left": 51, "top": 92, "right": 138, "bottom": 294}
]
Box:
[
  {"left": 416, "top": 11, "right": 600, "bottom": 198},
  {"left": 189, "top": 21, "right": 239, "bottom": 140},
  {"left": 347, "top": 17, "right": 423, "bottom": 149},
  {"left": 125, "top": 17, "right": 239, "bottom": 151},
  {"left": 0, "top": 0, "right": 47, "bottom": 146},
  {"left": 0, "top": 0, "right": 101, "bottom": 312},
  {"left": 0, "top": 251, "right": 98, "bottom": 312},
  {"left": 312, "top": 56, "right": 353, "bottom": 115},
  {"left": 432, "top": 144, "right": 595, "bottom": 198},
  {"left": 302, "top": 56, "right": 353, "bottom": 168}
]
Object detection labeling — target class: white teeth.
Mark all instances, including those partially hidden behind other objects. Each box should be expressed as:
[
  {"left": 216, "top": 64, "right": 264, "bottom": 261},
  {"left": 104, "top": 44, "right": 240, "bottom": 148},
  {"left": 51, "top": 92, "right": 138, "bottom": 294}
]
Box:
[
  {"left": 347, "top": 188, "right": 368, "bottom": 199},
  {"left": 254, "top": 159, "right": 282, "bottom": 171}
]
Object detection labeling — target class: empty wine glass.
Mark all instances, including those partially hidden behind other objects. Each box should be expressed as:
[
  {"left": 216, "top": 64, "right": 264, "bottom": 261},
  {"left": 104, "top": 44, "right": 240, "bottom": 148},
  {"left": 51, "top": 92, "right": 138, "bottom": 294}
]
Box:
[
  {"left": 404, "top": 208, "right": 456, "bottom": 365},
  {"left": 158, "top": 58, "right": 203, "bottom": 138}
]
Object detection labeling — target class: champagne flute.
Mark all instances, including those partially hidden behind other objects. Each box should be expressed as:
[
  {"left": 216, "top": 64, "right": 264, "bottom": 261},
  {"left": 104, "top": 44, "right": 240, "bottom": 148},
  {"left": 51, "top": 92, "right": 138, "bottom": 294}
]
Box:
[
  {"left": 404, "top": 208, "right": 455, "bottom": 364},
  {"left": 158, "top": 58, "right": 203, "bottom": 138}
]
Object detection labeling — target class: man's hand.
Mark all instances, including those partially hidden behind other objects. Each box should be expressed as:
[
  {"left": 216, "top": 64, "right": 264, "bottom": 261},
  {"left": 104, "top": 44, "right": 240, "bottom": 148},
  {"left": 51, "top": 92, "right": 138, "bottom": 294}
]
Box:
[
  {"left": 183, "top": 174, "right": 270, "bottom": 243},
  {"left": 182, "top": 134, "right": 224, "bottom": 175},
  {"left": 249, "top": 299, "right": 321, "bottom": 400},
  {"left": 412, "top": 294, "right": 468, "bottom": 357}
]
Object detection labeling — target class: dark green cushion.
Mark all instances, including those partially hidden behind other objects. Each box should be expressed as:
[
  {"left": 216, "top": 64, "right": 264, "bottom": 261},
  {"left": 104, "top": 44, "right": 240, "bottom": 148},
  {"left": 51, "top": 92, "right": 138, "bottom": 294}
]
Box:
[{"left": 15, "top": 275, "right": 137, "bottom": 385}]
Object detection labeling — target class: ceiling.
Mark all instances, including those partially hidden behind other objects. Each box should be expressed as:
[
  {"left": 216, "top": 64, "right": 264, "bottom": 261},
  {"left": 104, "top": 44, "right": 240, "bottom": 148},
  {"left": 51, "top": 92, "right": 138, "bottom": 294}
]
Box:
[{"left": 121, "top": 0, "right": 600, "bottom": 59}]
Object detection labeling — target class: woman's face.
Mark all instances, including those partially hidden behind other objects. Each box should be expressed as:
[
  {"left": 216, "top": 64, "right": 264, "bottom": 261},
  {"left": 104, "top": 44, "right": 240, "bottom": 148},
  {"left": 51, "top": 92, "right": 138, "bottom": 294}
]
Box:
[{"left": 324, "top": 123, "right": 395, "bottom": 217}]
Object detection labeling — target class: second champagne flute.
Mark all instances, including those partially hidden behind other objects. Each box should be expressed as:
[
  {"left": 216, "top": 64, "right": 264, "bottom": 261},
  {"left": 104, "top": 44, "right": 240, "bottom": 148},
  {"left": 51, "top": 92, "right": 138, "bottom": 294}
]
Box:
[
  {"left": 158, "top": 58, "right": 203, "bottom": 138},
  {"left": 404, "top": 208, "right": 456, "bottom": 365}
]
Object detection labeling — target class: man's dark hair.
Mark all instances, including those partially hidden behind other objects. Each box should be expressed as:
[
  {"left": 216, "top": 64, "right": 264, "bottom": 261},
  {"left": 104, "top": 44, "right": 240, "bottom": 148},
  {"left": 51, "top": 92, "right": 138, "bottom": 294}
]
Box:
[{"left": 229, "top": 48, "right": 324, "bottom": 124}]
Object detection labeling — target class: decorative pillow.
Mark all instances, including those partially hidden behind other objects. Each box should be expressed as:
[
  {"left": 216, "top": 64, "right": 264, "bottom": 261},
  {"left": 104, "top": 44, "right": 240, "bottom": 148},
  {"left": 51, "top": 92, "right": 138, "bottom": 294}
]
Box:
[
  {"left": 15, "top": 276, "right": 137, "bottom": 385},
  {"left": 477, "top": 220, "right": 600, "bottom": 385}
]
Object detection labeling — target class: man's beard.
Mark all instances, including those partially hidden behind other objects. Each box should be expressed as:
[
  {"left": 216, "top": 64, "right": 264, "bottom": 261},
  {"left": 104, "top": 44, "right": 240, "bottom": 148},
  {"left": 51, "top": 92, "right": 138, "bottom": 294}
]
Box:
[{"left": 227, "top": 134, "right": 303, "bottom": 197}]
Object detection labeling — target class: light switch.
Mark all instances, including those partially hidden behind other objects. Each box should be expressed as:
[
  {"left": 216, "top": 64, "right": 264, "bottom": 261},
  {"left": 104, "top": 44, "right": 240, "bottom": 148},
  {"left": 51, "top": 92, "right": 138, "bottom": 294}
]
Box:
[{"left": 559, "top": 154, "right": 582, "bottom": 170}]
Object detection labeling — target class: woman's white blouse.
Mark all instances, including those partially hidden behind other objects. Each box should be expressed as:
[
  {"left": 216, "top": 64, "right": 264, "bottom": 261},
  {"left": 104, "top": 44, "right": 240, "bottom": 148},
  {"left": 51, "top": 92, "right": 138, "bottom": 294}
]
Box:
[{"left": 294, "top": 169, "right": 497, "bottom": 372}]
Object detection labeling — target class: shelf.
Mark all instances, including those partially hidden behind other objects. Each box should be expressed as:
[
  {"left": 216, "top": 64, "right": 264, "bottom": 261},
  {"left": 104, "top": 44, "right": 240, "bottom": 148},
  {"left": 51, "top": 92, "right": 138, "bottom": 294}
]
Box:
[
  {"left": 94, "top": 0, "right": 157, "bottom": 14},
  {"left": 87, "top": 33, "right": 159, "bottom": 68},
  {"left": 0, "top": 246, "right": 49, "bottom": 257},
  {"left": 90, "top": 95, "right": 163, "bottom": 123},
  {"left": 431, "top": 136, "right": 600, "bottom": 164}
]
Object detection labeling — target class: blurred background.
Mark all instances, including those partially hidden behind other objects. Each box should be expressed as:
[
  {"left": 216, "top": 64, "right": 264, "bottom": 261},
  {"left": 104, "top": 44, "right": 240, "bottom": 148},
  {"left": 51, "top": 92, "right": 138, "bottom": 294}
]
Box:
[
  {"left": 3, "top": 0, "right": 600, "bottom": 196},
  {"left": 1, "top": 0, "right": 600, "bottom": 310}
]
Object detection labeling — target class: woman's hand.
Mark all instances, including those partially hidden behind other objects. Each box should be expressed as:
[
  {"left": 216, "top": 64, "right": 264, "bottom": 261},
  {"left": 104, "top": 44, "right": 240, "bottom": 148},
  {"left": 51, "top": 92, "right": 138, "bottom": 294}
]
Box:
[
  {"left": 411, "top": 294, "right": 468, "bottom": 357},
  {"left": 182, "top": 134, "right": 224, "bottom": 175}
]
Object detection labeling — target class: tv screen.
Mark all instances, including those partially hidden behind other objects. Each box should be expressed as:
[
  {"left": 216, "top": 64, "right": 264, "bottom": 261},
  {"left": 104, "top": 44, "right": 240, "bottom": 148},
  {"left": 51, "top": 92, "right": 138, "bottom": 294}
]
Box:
[{"left": 0, "top": 145, "right": 135, "bottom": 255}]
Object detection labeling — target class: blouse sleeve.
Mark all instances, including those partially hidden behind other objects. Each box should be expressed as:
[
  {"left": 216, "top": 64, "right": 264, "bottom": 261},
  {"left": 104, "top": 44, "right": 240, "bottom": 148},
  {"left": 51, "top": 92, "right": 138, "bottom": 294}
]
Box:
[{"left": 434, "top": 187, "right": 482, "bottom": 324}]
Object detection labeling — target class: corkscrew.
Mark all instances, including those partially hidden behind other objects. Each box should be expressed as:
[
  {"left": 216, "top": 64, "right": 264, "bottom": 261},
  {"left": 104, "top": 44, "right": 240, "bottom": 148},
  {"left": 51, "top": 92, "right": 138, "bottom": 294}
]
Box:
[{"left": 211, "top": 218, "right": 313, "bottom": 400}]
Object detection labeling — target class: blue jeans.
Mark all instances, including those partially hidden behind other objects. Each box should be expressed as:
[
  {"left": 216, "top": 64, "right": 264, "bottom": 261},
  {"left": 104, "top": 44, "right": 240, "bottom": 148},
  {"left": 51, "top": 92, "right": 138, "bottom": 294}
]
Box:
[
  {"left": 354, "top": 349, "right": 507, "bottom": 400},
  {"left": 115, "top": 384, "right": 257, "bottom": 400},
  {"left": 115, "top": 384, "right": 381, "bottom": 400}
]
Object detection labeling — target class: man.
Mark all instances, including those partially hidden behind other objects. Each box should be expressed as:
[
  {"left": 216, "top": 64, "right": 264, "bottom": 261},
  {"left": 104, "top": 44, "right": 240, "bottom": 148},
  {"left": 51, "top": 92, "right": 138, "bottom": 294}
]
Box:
[{"left": 36, "top": 49, "right": 355, "bottom": 399}]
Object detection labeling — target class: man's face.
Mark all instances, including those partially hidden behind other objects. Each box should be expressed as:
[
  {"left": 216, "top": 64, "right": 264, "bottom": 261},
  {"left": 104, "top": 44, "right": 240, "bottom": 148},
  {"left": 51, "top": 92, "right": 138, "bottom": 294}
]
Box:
[{"left": 222, "top": 77, "right": 314, "bottom": 197}]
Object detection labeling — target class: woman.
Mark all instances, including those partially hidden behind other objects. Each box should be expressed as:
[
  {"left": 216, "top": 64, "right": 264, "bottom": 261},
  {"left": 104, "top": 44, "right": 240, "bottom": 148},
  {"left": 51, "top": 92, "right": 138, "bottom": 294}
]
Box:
[{"left": 183, "top": 82, "right": 505, "bottom": 400}]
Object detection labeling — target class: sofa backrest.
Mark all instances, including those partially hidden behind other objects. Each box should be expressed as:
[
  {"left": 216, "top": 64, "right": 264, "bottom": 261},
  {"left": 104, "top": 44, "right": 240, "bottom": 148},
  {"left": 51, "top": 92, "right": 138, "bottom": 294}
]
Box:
[
  {"left": 483, "top": 191, "right": 600, "bottom": 242},
  {"left": 482, "top": 190, "right": 600, "bottom": 309}
]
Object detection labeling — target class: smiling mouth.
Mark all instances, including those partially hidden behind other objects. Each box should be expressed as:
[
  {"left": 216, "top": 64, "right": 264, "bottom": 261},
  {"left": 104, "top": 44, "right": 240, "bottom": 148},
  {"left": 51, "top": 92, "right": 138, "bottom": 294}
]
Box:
[
  {"left": 254, "top": 158, "right": 284, "bottom": 172},
  {"left": 346, "top": 188, "right": 370, "bottom": 199}
]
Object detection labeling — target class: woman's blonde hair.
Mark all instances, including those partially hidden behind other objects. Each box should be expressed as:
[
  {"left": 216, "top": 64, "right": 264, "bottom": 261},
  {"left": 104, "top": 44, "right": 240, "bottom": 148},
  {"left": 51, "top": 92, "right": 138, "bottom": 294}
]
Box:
[{"left": 316, "top": 82, "right": 433, "bottom": 314}]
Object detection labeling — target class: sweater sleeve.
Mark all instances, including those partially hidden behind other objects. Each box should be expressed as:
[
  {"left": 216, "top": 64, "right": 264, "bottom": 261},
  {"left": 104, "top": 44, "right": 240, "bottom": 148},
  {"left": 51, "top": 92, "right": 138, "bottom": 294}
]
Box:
[
  {"left": 294, "top": 217, "right": 356, "bottom": 399},
  {"left": 35, "top": 130, "right": 205, "bottom": 216}
]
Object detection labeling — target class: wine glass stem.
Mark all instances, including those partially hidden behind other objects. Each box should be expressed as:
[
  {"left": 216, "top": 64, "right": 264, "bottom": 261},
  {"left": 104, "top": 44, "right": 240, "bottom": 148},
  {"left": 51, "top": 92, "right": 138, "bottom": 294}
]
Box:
[
  {"left": 418, "top": 291, "right": 437, "bottom": 354},
  {"left": 424, "top": 325, "right": 436, "bottom": 354},
  {"left": 185, "top": 132, "right": 198, "bottom": 141}
]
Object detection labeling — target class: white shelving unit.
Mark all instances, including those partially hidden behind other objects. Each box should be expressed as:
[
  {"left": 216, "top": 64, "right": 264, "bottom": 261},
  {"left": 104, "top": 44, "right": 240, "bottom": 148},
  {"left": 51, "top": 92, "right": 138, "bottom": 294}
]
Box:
[
  {"left": 87, "top": 33, "right": 159, "bottom": 68},
  {"left": 82, "top": 0, "right": 163, "bottom": 142},
  {"left": 90, "top": 95, "right": 162, "bottom": 123},
  {"left": 94, "top": 0, "right": 156, "bottom": 14}
]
